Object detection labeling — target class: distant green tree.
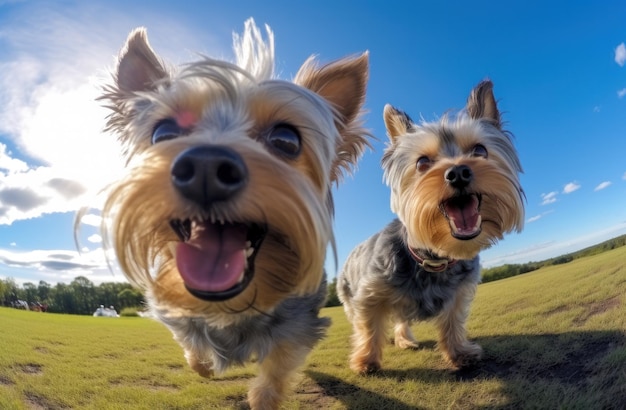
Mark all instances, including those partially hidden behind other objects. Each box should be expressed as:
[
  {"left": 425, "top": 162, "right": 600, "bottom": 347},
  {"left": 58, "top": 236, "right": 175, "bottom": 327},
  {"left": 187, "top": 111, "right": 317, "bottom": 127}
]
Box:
[
  {"left": 37, "top": 281, "right": 51, "bottom": 303},
  {"left": 117, "top": 288, "right": 144, "bottom": 310},
  {"left": 70, "top": 276, "right": 96, "bottom": 315},
  {"left": 0, "top": 278, "right": 21, "bottom": 304},
  {"left": 49, "top": 283, "right": 76, "bottom": 314},
  {"left": 325, "top": 278, "right": 341, "bottom": 307},
  {"left": 22, "top": 282, "right": 38, "bottom": 303}
]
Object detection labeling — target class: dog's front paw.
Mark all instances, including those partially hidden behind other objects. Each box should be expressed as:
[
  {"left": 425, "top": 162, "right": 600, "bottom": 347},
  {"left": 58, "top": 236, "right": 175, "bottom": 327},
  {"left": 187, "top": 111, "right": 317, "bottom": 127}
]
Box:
[
  {"left": 350, "top": 358, "right": 381, "bottom": 375},
  {"left": 394, "top": 337, "right": 420, "bottom": 350},
  {"left": 446, "top": 342, "right": 483, "bottom": 368},
  {"left": 187, "top": 356, "right": 214, "bottom": 378}
]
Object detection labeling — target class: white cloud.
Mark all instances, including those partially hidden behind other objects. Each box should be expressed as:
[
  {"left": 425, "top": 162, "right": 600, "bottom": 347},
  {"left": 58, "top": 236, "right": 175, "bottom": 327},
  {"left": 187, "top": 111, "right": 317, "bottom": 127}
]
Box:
[
  {"left": 80, "top": 214, "right": 102, "bottom": 227},
  {"left": 616, "top": 42, "right": 626, "bottom": 66},
  {"left": 0, "top": 3, "right": 222, "bottom": 225},
  {"left": 594, "top": 181, "right": 612, "bottom": 191},
  {"left": 563, "top": 182, "right": 581, "bottom": 194},
  {"left": 10, "top": 242, "right": 16, "bottom": 247},
  {"left": 541, "top": 191, "right": 558, "bottom": 205},
  {"left": 0, "top": 143, "right": 29, "bottom": 173},
  {"left": 0, "top": 245, "right": 124, "bottom": 285},
  {"left": 87, "top": 234, "right": 102, "bottom": 244},
  {"left": 526, "top": 210, "right": 554, "bottom": 224},
  {"left": 593, "top": 106, "right": 601, "bottom": 113},
  {"left": 618, "top": 88, "right": 626, "bottom": 99},
  {"left": 623, "top": 172, "right": 626, "bottom": 180}
]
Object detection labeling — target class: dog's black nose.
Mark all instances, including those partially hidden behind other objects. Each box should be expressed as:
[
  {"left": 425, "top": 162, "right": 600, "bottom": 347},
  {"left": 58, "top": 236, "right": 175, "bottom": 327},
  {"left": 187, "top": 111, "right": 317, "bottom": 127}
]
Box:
[
  {"left": 171, "top": 146, "right": 247, "bottom": 206},
  {"left": 445, "top": 164, "right": 473, "bottom": 189}
]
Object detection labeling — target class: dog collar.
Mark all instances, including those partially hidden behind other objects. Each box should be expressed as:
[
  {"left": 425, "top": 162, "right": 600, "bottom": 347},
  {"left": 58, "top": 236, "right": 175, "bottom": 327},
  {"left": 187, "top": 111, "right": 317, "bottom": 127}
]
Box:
[{"left": 407, "top": 247, "right": 457, "bottom": 273}]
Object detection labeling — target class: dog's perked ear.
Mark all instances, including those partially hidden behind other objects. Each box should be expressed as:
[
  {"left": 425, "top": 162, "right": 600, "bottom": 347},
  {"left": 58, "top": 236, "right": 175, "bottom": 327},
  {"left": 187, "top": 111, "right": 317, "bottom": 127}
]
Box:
[
  {"left": 383, "top": 104, "right": 414, "bottom": 142},
  {"left": 115, "top": 28, "right": 168, "bottom": 94},
  {"left": 465, "top": 79, "right": 502, "bottom": 129},
  {"left": 294, "top": 52, "right": 371, "bottom": 182}
]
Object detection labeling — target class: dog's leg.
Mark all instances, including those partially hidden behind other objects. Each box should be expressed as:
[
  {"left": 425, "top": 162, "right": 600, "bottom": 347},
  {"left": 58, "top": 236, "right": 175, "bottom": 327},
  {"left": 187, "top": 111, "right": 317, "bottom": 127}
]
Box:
[
  {"left": 184, "top": 348, "right": 214, "bottom": 378},
  {"left": 248, "top": 341, "right": 309, "bottom": 410},
  {"left": 435, "top": 281, "right": 482, "bottom": 368},
  {"left": 349, "top": 303, "right": 388, "bottom": 374},
  {"left": 393, "top": 321, "right": 419, "bottom": 349}
]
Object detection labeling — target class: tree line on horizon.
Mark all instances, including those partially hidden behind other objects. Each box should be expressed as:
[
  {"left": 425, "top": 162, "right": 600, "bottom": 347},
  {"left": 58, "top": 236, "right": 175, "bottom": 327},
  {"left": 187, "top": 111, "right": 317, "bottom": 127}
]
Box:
[
  {"left": 480, "top": 233, "right": 626, "bottom": 283},
  {"left": 0, "top": 275, "right": 144, "bottom": 315}
]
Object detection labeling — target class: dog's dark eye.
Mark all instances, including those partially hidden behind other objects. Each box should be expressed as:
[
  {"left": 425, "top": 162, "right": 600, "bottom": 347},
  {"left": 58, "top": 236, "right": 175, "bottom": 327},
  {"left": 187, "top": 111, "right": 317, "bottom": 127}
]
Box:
[
  {"left": 471, "top": 144, "right": 488, "bottom": 159},
  {"left": 416, "top": 156, "right": 432, "bottom": 172},
  {"left": 267, "top": 124, "right": 301, "bottom": 158},
  {"left": 152, "top": 119, "right": 183, "bottom": 144}
]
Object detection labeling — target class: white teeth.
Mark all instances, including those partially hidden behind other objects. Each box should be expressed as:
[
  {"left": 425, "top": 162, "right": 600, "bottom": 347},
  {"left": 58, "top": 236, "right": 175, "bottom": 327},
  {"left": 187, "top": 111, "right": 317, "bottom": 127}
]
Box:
[
  {"left": 237, "top": 271, "right": 245, "bottom": 284},
  {"left": 245, "top": 247, "right": 254, "bottom": 258}
]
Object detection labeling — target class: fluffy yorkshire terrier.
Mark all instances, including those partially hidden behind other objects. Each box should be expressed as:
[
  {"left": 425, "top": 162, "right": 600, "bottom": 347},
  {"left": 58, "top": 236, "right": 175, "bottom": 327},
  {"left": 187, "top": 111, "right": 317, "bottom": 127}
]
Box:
[
  {"left": 338, "top": 80, "right": 524, "bottom": 374},
  {"left": 97, "top": 19, "right": 369, "bottom": 409}
]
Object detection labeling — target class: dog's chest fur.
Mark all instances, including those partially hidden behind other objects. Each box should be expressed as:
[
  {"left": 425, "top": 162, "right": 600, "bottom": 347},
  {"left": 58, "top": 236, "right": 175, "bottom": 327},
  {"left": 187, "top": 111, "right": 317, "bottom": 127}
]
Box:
[
  {"left": 152, "top": 280, "right": 330, "bottom": 373},
  {"left": 348, "top": 219, "right": 481, "bottom": 320},
  {"left": 391, "top": 253, "right": 479, "bottom": 320}
]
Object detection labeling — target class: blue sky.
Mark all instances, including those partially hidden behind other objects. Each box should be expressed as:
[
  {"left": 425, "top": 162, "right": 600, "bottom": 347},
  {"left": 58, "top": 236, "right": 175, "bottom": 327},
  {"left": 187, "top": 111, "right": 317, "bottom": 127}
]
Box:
[{"left": 1, "top": 0, "right": 625, "bottom": 285}]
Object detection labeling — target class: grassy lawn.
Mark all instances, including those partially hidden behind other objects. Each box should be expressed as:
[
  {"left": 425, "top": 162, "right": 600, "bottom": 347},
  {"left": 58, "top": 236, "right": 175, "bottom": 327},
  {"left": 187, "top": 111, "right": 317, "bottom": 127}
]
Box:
[{"left": 2, "top": 246, "right": 626, "bottom": 409}]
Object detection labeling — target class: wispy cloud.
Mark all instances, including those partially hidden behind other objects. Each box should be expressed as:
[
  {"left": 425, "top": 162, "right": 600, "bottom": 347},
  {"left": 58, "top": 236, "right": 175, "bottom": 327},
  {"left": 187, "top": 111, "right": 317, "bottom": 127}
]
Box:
[
  {"left": 594, "top": 181, "right": 612, "bottom": 191},
  {"left": 87, "top": 234, "right": 102, "bottom": 244},
  {"left": 527, "top": 210, "right": 554, "bottom": 223},
  {"left": 563, "top": 182, "right": 581, "bottom": 194},
  {"left": 0, "top": 246, "right": 109, "bottom": 276},
  {"left": 593, "top": 106, "right": 601, "bottom": 113},
  {"left": 618, "top": 88, "right": 626, "bottom": 99},
  {"left": 616, "top": 42, "right": 626, "bottom": 66},
  {"left": 541, "top": 191, "right": 558, "bottom": 205}
]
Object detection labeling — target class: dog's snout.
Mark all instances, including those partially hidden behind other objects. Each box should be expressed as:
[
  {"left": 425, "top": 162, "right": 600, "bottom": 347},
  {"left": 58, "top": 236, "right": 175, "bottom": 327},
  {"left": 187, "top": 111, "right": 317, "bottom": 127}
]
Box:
[
  {"left": 171, "top": 146, "right": 248, "bottom": 206},
  {"left": 445, "top": 164, "right": 472, "bottom": 189}
]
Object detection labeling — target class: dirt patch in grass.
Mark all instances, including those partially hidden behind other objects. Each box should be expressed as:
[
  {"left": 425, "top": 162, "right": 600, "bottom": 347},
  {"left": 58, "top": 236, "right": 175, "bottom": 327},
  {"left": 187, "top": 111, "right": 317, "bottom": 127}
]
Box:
[
  {"left": 222, "top": 393, "right": 249, "bottom": 410},
  {"left": 504, "top": 297, "right": 532, "bottom": 312},
  {"left": 0, "top": 375, "right": 14, "bottom": 385},
  {"left": 297, "top": 374, "right": 353, "bottom": 409},
  {"left": 18, "top": 363, "right": 43, "bottom": 375},
  {"left": 542, "top": 304, "right": 572, "bottom": 317},
  {"left": 573, "top": 296, "right": 621, "bottom": 326},
  {"left": 24, "top": 392, "right": 64, "bottom": 410}
]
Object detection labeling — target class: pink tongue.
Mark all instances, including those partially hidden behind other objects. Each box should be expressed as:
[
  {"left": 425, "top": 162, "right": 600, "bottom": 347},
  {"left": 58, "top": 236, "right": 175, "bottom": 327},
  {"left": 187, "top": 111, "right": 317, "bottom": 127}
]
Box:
[
  {"left": 175, "top": 223, "right": 248, "bottom": 293},
  {"left": 444, "top": 195, "right": 480, "bottom": 235}
]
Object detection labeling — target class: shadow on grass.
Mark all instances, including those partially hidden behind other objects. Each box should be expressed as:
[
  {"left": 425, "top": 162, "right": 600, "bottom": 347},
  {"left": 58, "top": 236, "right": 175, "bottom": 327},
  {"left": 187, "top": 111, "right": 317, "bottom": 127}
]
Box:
[
  {"left": 307, "top": 330, "right": 626, "bottom": 408},
  {"left": 306, "top": 370, "right": 427, "bottom": 410}
]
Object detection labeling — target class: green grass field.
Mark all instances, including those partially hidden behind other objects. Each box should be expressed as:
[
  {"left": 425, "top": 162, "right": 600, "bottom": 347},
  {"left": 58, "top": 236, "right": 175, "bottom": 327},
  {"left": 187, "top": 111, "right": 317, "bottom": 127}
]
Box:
[{"left": 2, "top": 246, "right": 626, "bottom": 409}]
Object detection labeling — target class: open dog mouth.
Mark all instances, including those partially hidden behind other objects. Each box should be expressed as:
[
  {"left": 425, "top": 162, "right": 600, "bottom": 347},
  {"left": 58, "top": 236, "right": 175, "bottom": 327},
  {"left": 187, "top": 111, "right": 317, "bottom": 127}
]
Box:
[
  {"left": 169, "top": 219, "right": 267, "bottom": 301},
  {"left": 440, "top": 194, "right": 482, "bottom": 240}
]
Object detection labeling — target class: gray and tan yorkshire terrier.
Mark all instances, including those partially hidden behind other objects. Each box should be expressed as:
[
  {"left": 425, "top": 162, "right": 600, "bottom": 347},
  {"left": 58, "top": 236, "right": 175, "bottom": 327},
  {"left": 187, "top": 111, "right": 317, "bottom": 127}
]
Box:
[
  {"left": 97, "top": 19, "right": 369, "bottom": 409},
  {"left": 338, "top": 80, "right": 524, "bottom": 374}
]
